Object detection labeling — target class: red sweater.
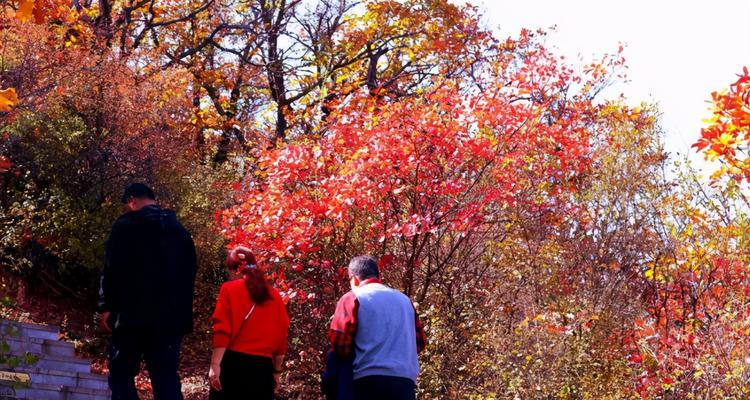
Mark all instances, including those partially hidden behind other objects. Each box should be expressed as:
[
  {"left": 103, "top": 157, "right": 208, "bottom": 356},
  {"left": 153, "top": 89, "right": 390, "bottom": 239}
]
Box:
[{"left": 212, "top": 279, "right": 290, "bottom": 358}]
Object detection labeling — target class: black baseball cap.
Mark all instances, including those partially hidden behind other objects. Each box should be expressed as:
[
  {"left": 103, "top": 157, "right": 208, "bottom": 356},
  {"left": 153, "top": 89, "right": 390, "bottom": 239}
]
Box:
[{"left": 121, "top": 183, "right": 156, "bottom": 204}]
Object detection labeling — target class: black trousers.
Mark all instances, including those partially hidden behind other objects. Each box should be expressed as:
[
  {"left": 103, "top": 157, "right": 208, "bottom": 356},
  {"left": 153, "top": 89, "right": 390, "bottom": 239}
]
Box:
[
  {"left": 209, "top": 350, "right": 275, "bottom": 400},
  {"left": 353, "top": 375, "right": 416, "bottom": 400},
  {"left": 108, "top": 333, "right": 183, "bottom": 400}
]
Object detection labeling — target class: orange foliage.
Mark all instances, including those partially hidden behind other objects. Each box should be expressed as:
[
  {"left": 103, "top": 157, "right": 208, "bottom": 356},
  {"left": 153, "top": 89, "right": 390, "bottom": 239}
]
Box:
[{"left": 694, "top": 67, "right": 750, "bottom": 182}]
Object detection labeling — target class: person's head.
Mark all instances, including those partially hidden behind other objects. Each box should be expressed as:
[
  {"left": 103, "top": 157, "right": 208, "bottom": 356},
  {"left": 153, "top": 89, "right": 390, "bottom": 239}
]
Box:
[
  {"left": 121, "top": 183, "right": 157, "bottom": 212},
  {"left": 225, "top": 246, "right": 270, "bottom": 304},
  {"left": 348, "top": 255, "right": 379, "bottom": 289}
]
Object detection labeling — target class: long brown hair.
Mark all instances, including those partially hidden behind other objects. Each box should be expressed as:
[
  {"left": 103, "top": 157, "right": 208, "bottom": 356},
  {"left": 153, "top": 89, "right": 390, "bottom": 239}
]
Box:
[{"left": 226, "top": 247, "right": 270, "bottom": 304}]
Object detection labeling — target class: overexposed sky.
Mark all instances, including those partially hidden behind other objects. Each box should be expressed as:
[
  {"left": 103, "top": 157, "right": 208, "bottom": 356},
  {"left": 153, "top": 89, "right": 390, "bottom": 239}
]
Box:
[{"left": 470, "top": 0, "right": 750, "bottom": 168}]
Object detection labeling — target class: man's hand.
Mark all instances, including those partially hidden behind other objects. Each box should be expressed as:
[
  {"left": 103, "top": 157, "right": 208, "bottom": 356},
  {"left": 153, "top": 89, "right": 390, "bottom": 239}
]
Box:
[
  {"left": 272, "top": 355, "right": 285, "bottom": 390},
  {"left": 99, "top": 311, "right": 112, "bottom": 333},
  {"left": 273, "top": 371, "right": 281, "bottom": 389},
  {"left": 209, "top": 363, "right": 222, "bottom": 391}
]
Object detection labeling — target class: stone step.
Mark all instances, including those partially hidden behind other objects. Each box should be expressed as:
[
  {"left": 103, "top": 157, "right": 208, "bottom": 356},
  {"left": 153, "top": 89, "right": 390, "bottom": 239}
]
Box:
[
  {"left": 64, "top": 385, "right": 111, "bottom": 400},
  {"left": 0, "top": 320, "right": 60, "bottom": 342},
  {"left": 42, "top": 339, "right": 75, "bottom": 358},
  {"left": 9, "top": 366, "right": 108, "bottom": 391},
  {"left": 6, "top": 382, "right": 110, "bottom": 400},
  {"left": 0, "top": 320, "right": 108, "bottom": 399},
  {"left": 3, "top": 336, "right": 76, "bottom": 358},
  {"left": 31, "top": 354, "right": 93, "bottom": 374},
  {"left": 1, "top": 354, "right": 93, "bottom": 374}
]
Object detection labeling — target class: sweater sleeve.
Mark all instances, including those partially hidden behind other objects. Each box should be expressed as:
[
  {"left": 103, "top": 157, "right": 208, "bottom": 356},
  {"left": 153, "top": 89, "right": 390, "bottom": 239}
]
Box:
[
  {"left": 98, "top": 219, "right": 126, "bottom": 313},
  {"left": 273, "top": 289, "right": 290, "bottom": 356},
  {"left": 212, "top": 283, "right": 232, "bottom": 348}
]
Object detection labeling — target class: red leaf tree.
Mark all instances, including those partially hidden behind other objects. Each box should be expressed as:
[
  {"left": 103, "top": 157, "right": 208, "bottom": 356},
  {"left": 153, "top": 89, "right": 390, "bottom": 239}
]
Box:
[{"left": 218, "top": 33, "right": 631, "bottom": 393}]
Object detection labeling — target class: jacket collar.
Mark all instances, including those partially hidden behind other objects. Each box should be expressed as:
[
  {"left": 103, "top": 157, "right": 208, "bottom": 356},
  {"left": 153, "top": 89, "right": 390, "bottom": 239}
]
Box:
[{"left": 359, "top": 277, "right": 381, "bottom": 286}]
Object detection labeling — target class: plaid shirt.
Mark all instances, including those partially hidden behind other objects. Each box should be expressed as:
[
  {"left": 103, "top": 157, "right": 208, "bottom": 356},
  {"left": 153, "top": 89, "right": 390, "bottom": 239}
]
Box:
[{"left": 328, "top": 278, "right": 428, "bottom": 358}]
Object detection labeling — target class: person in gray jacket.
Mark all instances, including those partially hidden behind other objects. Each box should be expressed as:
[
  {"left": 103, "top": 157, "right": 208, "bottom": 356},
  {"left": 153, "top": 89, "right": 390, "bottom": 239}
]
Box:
[{"left": 328, "top": 256, "right": 427, "bottom": 400}]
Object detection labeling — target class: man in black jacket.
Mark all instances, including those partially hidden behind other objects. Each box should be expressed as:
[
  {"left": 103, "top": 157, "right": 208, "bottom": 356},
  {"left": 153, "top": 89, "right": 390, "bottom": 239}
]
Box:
[{"left": 98, "top": 183, "right": 197, "bottom": 400}]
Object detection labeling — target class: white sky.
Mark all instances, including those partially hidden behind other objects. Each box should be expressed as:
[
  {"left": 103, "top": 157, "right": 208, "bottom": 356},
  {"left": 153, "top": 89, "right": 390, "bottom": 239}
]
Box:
[{"left": 468, "top": 0, "right": 750, "bottom": 171}]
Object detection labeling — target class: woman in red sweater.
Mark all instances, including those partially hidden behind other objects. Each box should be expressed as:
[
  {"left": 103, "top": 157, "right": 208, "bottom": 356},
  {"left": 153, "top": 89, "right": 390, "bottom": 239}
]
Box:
[{"left": 208, "top": 247, "right": 290, "bottom": 400}]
